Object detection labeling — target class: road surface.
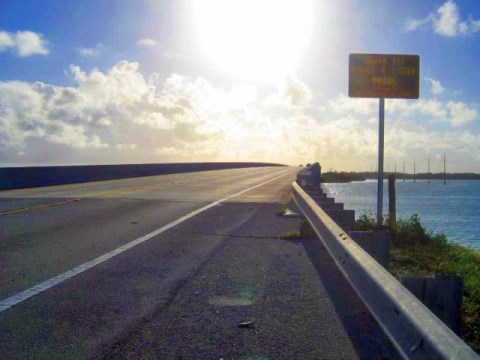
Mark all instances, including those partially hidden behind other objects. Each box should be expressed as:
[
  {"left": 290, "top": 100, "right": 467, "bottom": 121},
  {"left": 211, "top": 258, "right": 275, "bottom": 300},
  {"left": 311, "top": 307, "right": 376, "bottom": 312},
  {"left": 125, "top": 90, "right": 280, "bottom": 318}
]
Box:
[{"left": 0, "top": 166, "right": 398, "bottom": 359}]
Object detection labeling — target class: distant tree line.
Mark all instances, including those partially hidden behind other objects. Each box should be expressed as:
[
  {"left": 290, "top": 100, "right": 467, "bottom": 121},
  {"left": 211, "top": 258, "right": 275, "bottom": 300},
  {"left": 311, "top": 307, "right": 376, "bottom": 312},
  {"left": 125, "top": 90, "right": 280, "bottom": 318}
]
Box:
[{"left": 321, "top": 171, "right": 480, "bottom": 183}]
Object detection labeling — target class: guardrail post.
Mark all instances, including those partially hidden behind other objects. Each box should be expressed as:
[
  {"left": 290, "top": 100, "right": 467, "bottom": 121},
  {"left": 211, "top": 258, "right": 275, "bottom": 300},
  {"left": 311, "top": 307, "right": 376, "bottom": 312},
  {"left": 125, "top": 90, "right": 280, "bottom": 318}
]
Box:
[
  {"left": 349, "top": 230, "right": 391, "bottom": 268},
  {"left": 400, "top": 275, "right": 463, "bottom": 335}
]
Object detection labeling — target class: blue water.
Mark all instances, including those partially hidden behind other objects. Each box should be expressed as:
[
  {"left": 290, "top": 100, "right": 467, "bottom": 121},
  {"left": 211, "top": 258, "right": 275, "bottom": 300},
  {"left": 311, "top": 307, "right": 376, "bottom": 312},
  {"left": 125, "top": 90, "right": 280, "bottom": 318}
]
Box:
[{"left": 322, "top": 179, "right": 480, "bottom": 249}]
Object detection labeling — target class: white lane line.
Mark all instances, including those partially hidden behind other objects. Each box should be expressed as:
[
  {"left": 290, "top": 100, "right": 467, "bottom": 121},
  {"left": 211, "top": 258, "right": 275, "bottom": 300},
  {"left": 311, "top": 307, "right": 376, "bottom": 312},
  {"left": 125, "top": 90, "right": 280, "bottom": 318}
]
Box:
[{"left": 0, "top": 169, "right": 293, "bottom": 313}]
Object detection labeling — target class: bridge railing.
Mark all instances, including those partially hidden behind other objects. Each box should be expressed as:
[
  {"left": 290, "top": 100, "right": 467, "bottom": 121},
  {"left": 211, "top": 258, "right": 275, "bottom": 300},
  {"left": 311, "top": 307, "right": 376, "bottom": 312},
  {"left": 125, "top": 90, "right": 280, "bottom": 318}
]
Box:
[{"left": 292, "top": 180, "right": 478, "bottom": 360}]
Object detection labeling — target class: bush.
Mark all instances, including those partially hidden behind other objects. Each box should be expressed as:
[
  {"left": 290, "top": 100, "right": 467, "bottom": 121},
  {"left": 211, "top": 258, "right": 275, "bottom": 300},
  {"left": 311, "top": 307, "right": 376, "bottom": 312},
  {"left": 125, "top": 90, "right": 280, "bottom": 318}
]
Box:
[
  {"left": 394, "top": 214, "right": 448, "bottom": 250},
  {"left": 299, "top": 219, "right": 317, "bottom": 239},
  {"left": 353, "top": 213, "right": 377, "bottom": 231},
  {"left": 354, "top": 213, "right": 480, "bottom": 351}
]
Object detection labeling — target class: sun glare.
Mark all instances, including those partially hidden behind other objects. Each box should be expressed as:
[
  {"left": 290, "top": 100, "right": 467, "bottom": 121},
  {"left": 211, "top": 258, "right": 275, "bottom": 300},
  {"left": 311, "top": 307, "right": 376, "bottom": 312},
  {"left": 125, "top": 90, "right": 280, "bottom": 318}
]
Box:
[{"left": 192, "top": 0, "right": 314, "bottom": 81}]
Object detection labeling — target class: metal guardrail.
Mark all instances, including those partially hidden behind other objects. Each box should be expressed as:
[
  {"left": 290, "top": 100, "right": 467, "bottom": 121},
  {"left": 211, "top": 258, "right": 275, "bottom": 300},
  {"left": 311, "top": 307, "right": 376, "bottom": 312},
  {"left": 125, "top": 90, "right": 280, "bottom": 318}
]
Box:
[{"left": 292, "top": 181, "right": 479, "bottom": 360}]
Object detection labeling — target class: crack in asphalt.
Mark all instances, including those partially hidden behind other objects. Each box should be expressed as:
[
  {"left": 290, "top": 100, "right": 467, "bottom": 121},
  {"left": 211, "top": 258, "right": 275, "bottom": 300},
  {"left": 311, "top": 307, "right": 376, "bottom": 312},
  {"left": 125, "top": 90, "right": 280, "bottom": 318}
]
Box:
[{"left": 179, "top": 230, "right": 297, "bottom": 240}]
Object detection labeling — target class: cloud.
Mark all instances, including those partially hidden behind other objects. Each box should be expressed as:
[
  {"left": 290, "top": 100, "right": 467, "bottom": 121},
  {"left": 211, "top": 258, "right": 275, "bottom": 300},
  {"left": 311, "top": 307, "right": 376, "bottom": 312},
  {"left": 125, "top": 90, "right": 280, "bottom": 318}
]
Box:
[
  {"left": 76, "top": 44, "right": 102, "bottom": 57},
  {"left": 0, "top": 61, "right": 478, "bottom": 170},
  {"left": 327, "top": 93, "right": 377, "bottom": 115},
  {"left": 447, "top": 101, "right": 478, "bottom": 126},
  {"left": 283, "top": 77, "right": 312, "bottom": 108},
  {"left": 404, "top": 1, "right": 480, "bottom": 36},
  {"left": 0, "top": 61, "right": 223, "bottom": 162},
  {"left": 434, "top": 0, "right": 469, "bottom": 36},
  {"left": 340, "top": 95, "right": 476, "bottom": 127},
  {"left": 263, "top": 76, "right": 312, "bottom": 111},
  {"left": 404, "top": 16, "right": 434, "bottom": 33},
  {"left": 0, "top": 30, "right": 49, "bottom": 56},
  {"left": 0, "top": 32, "right": 15, "bottom": 51},
  {"left": 137, "top": 38, "right": 157, "bottom": 47},
  {"left": 425, "top": 77, "right": 445, "bottom": 95}
]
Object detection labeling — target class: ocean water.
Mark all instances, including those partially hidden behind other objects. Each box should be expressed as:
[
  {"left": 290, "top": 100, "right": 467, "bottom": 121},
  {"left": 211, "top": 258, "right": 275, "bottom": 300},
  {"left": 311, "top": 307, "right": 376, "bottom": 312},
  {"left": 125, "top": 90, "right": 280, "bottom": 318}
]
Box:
[{"left": 322, "top": 179, "right": 480, "bottom": 249}]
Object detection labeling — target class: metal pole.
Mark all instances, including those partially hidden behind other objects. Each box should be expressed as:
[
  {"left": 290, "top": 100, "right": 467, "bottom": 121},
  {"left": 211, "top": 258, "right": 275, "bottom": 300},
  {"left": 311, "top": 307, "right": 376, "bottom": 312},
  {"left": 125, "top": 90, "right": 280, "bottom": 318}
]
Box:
[
  {"left": 428, "top": 157, "right": 430, "bottom": 183},
  {"left": 444, "top": 153, "right": 446, "bottom": 185},
  {"left": 414, "top": 160, "right": 416, "bottom": 183},
  {"left": 377, "top": 98, "right": 385, "bottom": 229},
  {"left": 388, "top": 174, "right": 396, "bottom": 231}
]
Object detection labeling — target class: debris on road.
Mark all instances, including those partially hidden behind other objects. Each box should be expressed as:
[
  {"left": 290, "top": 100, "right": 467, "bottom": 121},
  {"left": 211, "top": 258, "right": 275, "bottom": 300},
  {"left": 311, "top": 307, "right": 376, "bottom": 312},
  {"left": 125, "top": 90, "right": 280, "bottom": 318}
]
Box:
[{"left": 238, "top": 320, "right": 255, "bottom": 329}]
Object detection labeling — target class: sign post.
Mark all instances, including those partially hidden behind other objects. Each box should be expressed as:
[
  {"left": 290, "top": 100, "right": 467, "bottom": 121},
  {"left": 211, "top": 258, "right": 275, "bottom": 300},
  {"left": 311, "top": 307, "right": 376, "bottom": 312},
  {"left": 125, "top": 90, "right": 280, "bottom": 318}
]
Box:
[
  {"left": 349, "top": 54, "right": 419, "bottom": 228},
  {"left": 377, "top": 98, "right": 385, "bottom": 229}
]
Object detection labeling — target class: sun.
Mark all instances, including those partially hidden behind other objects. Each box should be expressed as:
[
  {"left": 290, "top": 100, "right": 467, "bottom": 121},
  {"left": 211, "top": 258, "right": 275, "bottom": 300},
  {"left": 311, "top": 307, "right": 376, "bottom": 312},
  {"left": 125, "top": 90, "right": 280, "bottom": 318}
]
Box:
[{"left": 192, "top": 0, "right": 314, "bottom": 81}]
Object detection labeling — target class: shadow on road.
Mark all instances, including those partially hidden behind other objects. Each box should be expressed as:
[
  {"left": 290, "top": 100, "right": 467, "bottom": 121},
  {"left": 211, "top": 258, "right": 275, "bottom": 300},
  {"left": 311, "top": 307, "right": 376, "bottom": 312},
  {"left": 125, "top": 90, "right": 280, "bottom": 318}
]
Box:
[{"left": 301, "top": 238, "right": 401, "bottom": 360}]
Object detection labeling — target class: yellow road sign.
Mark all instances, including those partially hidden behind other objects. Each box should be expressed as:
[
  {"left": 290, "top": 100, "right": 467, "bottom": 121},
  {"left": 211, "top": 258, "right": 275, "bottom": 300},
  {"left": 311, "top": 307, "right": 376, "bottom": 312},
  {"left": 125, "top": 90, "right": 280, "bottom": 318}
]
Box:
[{"left": 349, "top": 54, "right": 420, "bottom": 99}]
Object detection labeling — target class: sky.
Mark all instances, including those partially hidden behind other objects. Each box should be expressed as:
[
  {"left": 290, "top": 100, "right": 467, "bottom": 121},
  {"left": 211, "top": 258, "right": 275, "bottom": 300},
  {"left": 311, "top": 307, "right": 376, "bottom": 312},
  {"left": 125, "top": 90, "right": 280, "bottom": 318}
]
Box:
[{"left": 0, "top": 0, "right": 479, "bottom": 172}]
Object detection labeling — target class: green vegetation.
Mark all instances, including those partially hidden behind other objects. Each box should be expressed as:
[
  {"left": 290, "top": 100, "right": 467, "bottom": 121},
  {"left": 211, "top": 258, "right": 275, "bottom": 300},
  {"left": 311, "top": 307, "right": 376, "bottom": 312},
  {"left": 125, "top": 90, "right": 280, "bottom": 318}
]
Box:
[
  {"left": 299, "top": 218, "right": 317, "bottom": 239},
  {"left": 280, "top": 219, "right": 317, "bottom": 240},
  {"left": 280, "top": 230, "right": 301, "bottom": 240},
  {"left": 321, "top": 171, "right": 366, "bottom": 183},
  {"left": 275, "top": 203, "right": 289, "bottom": 216},
  {"left": 355, "top": 213, "right": 480, "bottom": 352}
]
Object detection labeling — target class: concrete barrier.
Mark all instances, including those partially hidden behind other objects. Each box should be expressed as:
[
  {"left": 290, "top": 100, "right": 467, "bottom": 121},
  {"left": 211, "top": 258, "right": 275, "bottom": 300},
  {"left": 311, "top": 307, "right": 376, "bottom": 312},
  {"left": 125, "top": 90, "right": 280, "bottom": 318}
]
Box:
[
  {"left": 311, "top": 196, "right": 335, "bottom": 204},
  {"left": 305, "top": 190, "right": 327, "bottom": 198},
  {"left": 296, "top": 162, "right": 321, "bottom": 187},
  {"left": 0, "top": 162, "right": 285, "bottom": 191},
  {"left": 349, "top": 231, "right": 391, "bottom": 268},
  {"left": 323, "top": 209, "right": 355, "bottom": 231},
  {"left": 317, "top": 202, "right": 344, "bottom": 211},
  {"left": 296, "top": 166, "right": 354, "bottom": 232}
]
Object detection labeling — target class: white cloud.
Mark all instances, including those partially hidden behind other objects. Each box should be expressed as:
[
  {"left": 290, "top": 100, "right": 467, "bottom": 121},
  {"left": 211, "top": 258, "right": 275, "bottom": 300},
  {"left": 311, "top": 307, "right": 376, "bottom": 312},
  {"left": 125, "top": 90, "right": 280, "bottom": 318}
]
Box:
[
  {"left": 472, "top": 19, "right": 480, "bottom": 32},
  {"left": 404, "top": 15, "right": 434, "bottom": 33},
  {"left": 0, "top": 61, "right": 479, "bottom": 170},
  {"left": 0, "top": 30, "right": 49, "bottom": 56},
  {"left": 447, "top": 101, "right": 478, "bottom": 126},
  {"left": 155, "top": 147, "right": 179, "bottom": 155},
  {"left": 405, "top": 1, "right": 480, "bottom": 36},
  {"left": 264, "top": 76, "right": 312, "bottom": 111},
  {"left": 76, "top": 44, "right": 102, "bottom": 57},
  {"left": 434, "top": 0, "right": 469, "bottom": 36},
  {"left": 281, "top": 77, "right": 312, "bottom": 108},
  {"left": 415, "top": 99, "right": 448, "bottom": 118},
  {"left": 137, "top": 38, "right": 157, "bottom": 47},
  {"left": 327, "top": 93, "right": 377, "bottom": 115},
  {"left": 116, "top": 143, "right": 137, "bottom": 150},
  {"left": 0, "top": 31, "right": 15, "bottom": 51},
  {"left": 425, "top": 77, "right": 445, "bottom": 95},
  {"left": 15, "top": 31, "right": 49, "bottom": 56}
]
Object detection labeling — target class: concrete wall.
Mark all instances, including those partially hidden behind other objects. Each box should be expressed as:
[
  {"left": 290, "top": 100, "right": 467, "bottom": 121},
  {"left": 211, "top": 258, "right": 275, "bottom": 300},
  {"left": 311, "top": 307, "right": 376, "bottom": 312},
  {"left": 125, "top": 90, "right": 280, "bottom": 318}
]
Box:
[{"left": 0, "top": 162, "right": 285, "bottom": 191}]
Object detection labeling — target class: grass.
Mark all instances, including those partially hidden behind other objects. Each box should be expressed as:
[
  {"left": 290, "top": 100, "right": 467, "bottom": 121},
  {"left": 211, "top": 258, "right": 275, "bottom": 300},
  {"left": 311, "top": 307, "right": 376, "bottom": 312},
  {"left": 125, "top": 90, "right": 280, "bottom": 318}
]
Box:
[
  {"left": 299, "top": 219, "right": 317, "bottom": 239},
  {"left": 355, "top": 213, "right": 480, "bottom": 352},
  {"left": 280, "top": 230, "right": 301, "bottom": 240},
  {"left": 275, "top": 204, "right": 289, "bottom": 216},
  {"left": 280, "top": 218, "right": 317, "bottom": 240}
]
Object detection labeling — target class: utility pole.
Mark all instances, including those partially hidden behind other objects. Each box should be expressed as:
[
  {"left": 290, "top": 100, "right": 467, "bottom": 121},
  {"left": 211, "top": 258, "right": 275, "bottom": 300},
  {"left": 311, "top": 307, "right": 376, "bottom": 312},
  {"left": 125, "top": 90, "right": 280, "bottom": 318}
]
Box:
[
  {"left": 428, "top": 157, "right": 430, "bottom": 183},
  {"left": 376, "top": 98, "right": 385, "bottom": 229},
  {"left": 444, "top": 153, "right": 446, "bottom": 185},
  {"left": 414, "top": 160, "right": 416, "bottom": 183},
  {"left": 403, "top": 161, "right": 405, "bottom": 182}
]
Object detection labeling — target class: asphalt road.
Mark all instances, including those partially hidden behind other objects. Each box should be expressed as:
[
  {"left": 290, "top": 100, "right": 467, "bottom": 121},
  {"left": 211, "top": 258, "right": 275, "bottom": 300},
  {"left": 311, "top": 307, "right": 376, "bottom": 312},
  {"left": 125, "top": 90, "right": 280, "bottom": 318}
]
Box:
[{"left": 0, "top": 167, "right": 399, "bottom": 359}]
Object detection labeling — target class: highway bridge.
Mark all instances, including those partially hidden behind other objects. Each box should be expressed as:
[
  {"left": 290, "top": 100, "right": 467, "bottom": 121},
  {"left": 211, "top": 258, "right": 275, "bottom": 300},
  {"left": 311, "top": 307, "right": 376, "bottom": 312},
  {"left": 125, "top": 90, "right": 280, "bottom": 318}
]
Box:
[{"left": 0, "top": 165, "right": 476, "bottom": 359}]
